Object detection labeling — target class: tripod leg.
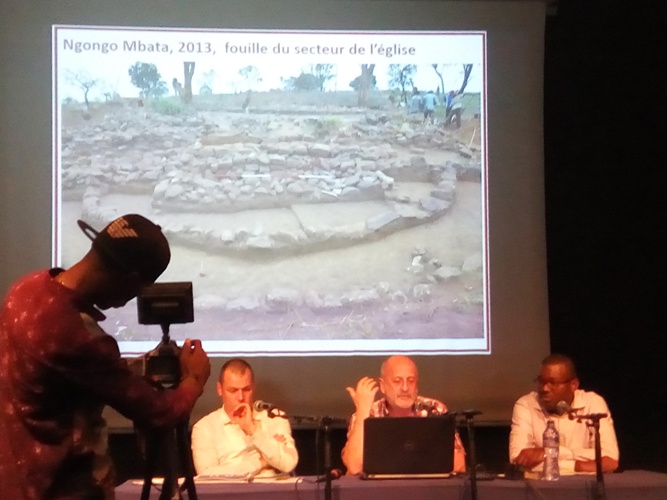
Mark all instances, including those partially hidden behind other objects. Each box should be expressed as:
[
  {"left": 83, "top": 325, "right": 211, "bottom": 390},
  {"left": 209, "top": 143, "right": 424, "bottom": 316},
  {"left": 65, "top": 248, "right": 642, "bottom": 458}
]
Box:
[
  {"left": 159, "top": 429, "right": 182, "bottom": 500},
  {"left": 141, "top": 430, "right": 162, "bottom": 500},
  {"left": 176, "top": 422, "right": 198, "bottom": 500}
]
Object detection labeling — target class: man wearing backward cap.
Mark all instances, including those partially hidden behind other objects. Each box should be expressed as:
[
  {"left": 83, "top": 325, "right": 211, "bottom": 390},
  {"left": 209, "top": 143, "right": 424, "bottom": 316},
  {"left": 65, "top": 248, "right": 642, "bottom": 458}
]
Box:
[{"left": 0, "top": 214, "right": 211, "bottom": 499}]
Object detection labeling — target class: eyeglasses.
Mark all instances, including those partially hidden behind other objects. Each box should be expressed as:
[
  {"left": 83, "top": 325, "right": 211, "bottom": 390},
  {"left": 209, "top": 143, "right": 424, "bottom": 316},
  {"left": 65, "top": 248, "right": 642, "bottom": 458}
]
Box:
[{"left": 534, "top": 377, "right": 573, "bottom": 387}]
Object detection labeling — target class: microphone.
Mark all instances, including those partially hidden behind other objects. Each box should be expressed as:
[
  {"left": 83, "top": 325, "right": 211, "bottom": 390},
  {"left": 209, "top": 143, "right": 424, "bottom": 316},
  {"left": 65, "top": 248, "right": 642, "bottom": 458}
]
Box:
[
  {"left": 253, "top": 400, "right": 275, "bottom": 412},
  {"left": 557, "top": 401, "right": 608, "bottom": 422},
  {"left": 315, "top": 469, "right": 343, "bottom": 482},
  {"left": 556, "top": 400, "right": 570, "bottom": 416},
  {"left": 415, "top": 397, "right": 439, "bottom": 415},
  {"left": 330, "top": 469, "right": 343, "bottom": 480},
  {"left": 556, "top": 400, "right": 584, "bottom": 419}
]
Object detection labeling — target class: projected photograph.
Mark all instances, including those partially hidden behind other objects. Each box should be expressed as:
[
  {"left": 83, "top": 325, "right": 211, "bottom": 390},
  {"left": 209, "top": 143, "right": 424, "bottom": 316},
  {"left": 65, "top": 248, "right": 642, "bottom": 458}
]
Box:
[{"left": 53, "top": 26, "right": 488, "bottom": 356}]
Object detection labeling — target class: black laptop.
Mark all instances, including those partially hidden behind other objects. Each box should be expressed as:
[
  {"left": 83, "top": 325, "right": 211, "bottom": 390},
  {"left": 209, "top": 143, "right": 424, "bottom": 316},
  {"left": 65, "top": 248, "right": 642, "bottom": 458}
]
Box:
[{"left": 361, "top": 415, "right": 456, "bottom": 479}]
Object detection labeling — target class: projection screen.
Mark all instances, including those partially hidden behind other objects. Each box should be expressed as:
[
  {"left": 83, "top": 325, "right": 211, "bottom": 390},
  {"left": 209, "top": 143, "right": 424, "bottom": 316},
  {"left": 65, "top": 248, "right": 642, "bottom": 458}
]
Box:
[
  {"left": 53, "top": 26, "right": 488, "bottom": 357},
  {"left": 0, "top": 0, "right": 549, "bottom": 423}
]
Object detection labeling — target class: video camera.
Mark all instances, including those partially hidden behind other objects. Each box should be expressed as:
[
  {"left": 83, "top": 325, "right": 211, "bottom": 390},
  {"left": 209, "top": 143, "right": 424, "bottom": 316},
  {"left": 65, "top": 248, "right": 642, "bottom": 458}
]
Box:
[
  {"left": 136, "top": 282, "right": 194, "bottom": 388},
  {"left": 135, "top": 282, "right": 199, "bottom": 499}
]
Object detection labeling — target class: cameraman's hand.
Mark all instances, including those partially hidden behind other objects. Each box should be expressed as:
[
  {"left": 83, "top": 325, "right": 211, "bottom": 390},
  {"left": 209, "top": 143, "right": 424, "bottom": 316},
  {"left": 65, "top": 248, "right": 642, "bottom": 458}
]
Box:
[{"left": 179, "top": 338, "right": 210, "bottom": 389}]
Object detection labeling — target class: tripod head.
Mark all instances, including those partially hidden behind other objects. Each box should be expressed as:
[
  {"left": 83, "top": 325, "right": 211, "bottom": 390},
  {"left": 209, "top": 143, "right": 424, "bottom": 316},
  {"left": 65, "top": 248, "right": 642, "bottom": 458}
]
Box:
[
  {"left": 137, "top": 282, "right": 194, "bottom": 388},
  {"left": 144, "top": 326, "right": 182, "bottom": 387}
]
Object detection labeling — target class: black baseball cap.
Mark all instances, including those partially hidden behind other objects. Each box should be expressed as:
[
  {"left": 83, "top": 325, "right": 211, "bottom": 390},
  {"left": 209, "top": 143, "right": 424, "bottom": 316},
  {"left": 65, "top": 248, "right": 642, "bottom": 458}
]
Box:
[{"left": 78, "top": 214, "right": 171, "bottom": 282}]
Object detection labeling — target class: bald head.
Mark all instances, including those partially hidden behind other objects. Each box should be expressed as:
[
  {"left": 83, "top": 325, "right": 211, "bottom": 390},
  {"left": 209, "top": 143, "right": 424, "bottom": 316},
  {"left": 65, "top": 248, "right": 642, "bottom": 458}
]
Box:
[
  {"left": 220, "top": 358, "right": 254, "bottom": 383},
  {"left": 379, "top": 356, "right": 419, "bottom": 414},
  {"left": 381, "top": 356, "right": 418, "bottom": 379}
]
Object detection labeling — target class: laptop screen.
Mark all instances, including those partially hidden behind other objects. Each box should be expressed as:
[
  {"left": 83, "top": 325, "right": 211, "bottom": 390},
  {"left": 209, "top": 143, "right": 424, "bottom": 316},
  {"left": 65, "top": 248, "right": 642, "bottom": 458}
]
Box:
[{"left": 362, "top": 415, "right": 456, "bottom": 477}]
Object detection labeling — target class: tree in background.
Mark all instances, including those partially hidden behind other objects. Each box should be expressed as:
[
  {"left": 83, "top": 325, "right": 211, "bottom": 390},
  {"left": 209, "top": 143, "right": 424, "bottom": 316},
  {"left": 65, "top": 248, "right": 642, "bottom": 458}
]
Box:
[
  {"left": 348, "top": 74, "right": 376, "bottom": 91},
  {"left": 458, "top": 64, "right": 473, "bottom": 94},
  {"left": 431, "top": 64, "right": 446, "bottom": 98},
  {"left": 182, "top": 62, "right": 195, "bottom": 103},
  {"left": 128, "top": 62, "right": 167, "bottom": 99},
  {"left": 199, "top": 69, "right": 217, "bottom": 95},
  {"left": 388, "top": 64, "right": 416, "bottom": 105},
  {"left": 354, "top": 64, "right": 375, "bottom": 107},
  {"left": 282, "top": 65, "right": 335, "bottom": 92},
  {"left": 309, "top": 64, "right": 336, "bottom": 91},
  {"left": 350, "top": 64, "right": 376, "bottom": 107},
  {"left": 431, "top": 63, "right": 475, "bottom": 95},
  {"left": 65, "top": 70, "right": 99, "bottom": 108},
  {"left": 239, "top": 65, "right": 262, "bottom": 91},
  {"left": 282, "top": 73, "right": 320, "bottom": 91}
]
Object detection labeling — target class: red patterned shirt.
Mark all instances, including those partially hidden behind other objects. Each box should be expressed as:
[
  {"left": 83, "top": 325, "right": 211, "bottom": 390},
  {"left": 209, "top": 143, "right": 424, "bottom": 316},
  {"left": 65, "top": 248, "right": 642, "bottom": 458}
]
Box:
[
  {"left": 0, "top": 269, "right": 203, "bottom": 499},
  {"left": 346, "top": 396, "right": 467, "bottom": 472}
]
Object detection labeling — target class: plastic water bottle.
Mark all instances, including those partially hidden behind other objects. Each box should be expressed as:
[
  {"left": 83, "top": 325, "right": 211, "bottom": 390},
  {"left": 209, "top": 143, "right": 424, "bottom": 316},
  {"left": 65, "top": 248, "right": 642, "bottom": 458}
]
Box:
[{"left": 542, "top": 420, "right": 560, "bottom": 480}]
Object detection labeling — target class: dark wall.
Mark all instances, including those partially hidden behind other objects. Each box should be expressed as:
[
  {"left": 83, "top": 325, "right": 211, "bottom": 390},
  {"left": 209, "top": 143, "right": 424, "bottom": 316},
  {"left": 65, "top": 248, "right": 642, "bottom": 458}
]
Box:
[
  {"left": 109, "top": 423, "right": 511, "bottom": 484},
  {"left": 544, "top": 3, "right": 664, "bottom": 471}
]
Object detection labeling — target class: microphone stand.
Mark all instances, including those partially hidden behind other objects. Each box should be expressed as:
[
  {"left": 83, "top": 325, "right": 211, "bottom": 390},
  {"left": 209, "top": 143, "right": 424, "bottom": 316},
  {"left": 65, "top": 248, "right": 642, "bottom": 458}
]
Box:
[
  {"left": 574, "top": 413, "right": 608, "bottom": 500},
  {"left": 322, "top": 417, "right": 333, "bottom": 500},
  {"left": 288, "top": 414, "right": 346, "bottom": 499},
  {"left": 460, "top": 409, "right": 482, "bottom": 500},
  {"left": 317, "top": 416, "right": 347, "bottom": 500}
]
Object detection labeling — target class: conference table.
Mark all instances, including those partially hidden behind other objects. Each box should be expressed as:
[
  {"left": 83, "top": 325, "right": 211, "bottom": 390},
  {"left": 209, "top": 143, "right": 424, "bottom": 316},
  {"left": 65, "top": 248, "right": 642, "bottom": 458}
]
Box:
[{"left": 116, "top": 470, "right": 667, "bottom": 499}]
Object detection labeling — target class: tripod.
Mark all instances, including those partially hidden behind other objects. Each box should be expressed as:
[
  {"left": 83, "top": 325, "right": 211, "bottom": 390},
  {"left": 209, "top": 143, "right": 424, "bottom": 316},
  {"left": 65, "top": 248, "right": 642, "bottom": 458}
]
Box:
[
  {"left": 140, "top": 419, "right": 198, "bottom": 500},
  {"left": 460, "top": 410, "right": 482, "bottom": 500},
  {"left": 139, "top": 325, "right": 198, "bottom": 500}
]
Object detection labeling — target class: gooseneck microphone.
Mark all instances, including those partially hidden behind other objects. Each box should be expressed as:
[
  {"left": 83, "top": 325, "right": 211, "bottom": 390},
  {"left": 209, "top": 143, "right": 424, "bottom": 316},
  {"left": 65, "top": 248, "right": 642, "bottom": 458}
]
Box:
[
  {"left": 415, "top": 398, "right": 438, "bottom": 414},
  {"left": 557, "top": 400, "right": 608, "bottom": 421},
  {"left": 556, "top": 400, "right": 587, "bottom": 419},
  {"left": 556, "top": 400, "right": 579, "bottom": 419},
  {"left": 253, "top": 400, "right": 275, "bottom": 412},
  {"left": 556, "top": 400, "right": 572, "bottom": 416}
]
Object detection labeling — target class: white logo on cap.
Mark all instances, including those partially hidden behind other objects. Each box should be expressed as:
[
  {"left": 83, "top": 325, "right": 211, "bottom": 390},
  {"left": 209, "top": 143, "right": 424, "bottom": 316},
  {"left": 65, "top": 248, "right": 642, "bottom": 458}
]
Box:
[{"left": 107, "top": 218, "right": 139, "bottom": 239}]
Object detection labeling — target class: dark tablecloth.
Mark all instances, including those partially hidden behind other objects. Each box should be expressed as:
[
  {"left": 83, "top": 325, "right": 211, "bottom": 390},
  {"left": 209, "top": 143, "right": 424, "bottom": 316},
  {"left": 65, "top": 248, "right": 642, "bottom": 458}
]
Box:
[{"left": 116, "top": 470, "right": 667, "bottom": 500}]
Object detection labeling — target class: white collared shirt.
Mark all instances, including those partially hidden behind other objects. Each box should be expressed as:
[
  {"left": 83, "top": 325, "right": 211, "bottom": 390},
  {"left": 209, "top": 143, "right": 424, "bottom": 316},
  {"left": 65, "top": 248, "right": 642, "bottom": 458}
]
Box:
[
  {"left": 509, "top": 389, "right": 619, "bottom": 472},
  {"left": 191, "top": 406, "right": 298, "bottom": 477}
]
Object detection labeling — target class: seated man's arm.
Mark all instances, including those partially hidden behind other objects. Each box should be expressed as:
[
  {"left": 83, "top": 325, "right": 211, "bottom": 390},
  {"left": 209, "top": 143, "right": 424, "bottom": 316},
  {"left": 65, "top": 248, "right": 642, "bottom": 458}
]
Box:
[
  {"left": 341, "top": 376, "right": 378, "bottom": 475},
  {"left": 574, "top": 456, "right": 619, "bottom": 473},
  {"left": 191, "top": 414, "right": 262, "bottom": 477},
  {"left": 453, "top": 432, "right": 467, "bottom": 473},
  {"left": 509, "top": 397, "right": 545, "bottom": 470},
  {"left": 572, "top": 397, "right": 619, "bottom": 472},
  {"left": 341, "top": 413, "right": 364, "bottom": 475},
  {"left": 249, "top": 413, "right": 299, "bottom": 474}
]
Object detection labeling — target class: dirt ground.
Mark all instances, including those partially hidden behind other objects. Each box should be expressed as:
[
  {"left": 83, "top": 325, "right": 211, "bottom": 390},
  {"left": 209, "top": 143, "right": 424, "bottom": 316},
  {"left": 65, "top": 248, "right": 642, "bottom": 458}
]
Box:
[{"left": 62, "top": 180, "right": 484, "bottom": 345}]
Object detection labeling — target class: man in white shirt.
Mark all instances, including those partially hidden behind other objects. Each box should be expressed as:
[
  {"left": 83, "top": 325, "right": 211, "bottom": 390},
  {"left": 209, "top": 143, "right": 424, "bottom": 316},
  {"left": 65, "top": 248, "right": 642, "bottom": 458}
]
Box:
[
  {"left": 191, "top": 358, "right": 298, "bottom": 477},
  {"left": 509, "top": 354, "right": 619, "bottom": 474}
]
